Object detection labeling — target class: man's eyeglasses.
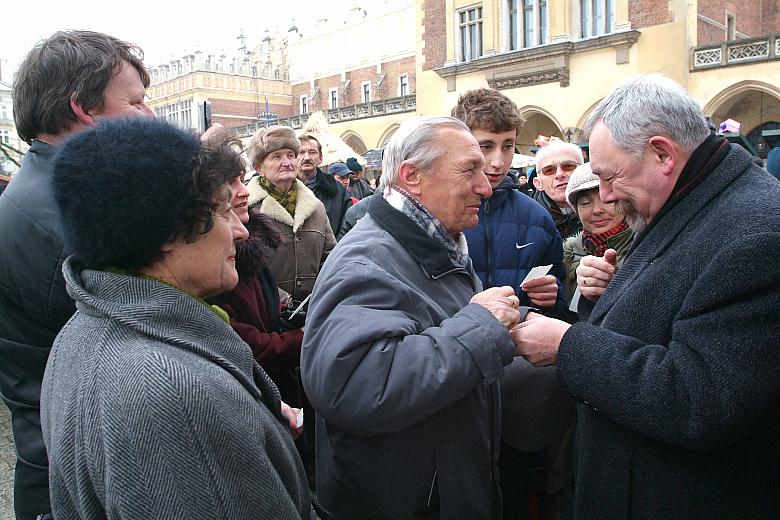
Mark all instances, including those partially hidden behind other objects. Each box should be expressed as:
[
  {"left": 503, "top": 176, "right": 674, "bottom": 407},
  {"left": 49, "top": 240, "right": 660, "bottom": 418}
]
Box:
[{"left": 539, "top": 160, "right": 579, "bottom": 177}]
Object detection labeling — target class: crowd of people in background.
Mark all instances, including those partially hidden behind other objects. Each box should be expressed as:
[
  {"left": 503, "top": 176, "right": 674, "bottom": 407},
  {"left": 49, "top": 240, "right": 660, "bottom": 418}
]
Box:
[{"left": 0, "top": 29, "right": 777, "bottom": 520}]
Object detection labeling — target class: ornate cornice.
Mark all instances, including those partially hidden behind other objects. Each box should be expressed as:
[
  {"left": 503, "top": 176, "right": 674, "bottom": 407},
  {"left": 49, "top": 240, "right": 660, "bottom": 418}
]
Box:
[{"left": 435, "top": 30, "right": 640, "bottom": 89}]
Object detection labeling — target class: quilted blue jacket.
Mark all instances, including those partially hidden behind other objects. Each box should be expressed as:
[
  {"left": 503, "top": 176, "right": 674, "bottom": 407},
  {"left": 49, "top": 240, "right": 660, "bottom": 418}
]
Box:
[{"left": 465, "top": 176, "right": 566, "bottom": 312}]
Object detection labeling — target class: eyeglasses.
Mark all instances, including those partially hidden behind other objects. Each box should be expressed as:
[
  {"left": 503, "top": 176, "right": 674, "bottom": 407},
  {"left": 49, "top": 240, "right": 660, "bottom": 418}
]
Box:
[{"left": 539, "top": 160, "right": 579, "bottom": 177}]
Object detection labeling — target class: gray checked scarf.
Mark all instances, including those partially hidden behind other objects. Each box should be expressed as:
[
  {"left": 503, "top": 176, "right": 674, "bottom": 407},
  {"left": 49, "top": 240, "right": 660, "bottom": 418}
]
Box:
[{"left": 384, "top": 186, "right": 470, "bottom": 268}]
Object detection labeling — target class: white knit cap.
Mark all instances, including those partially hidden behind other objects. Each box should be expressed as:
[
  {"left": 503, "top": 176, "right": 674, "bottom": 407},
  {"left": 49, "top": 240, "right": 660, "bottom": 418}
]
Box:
[{"left": 565, "top": 162, "right": 600, "bottom": 209}]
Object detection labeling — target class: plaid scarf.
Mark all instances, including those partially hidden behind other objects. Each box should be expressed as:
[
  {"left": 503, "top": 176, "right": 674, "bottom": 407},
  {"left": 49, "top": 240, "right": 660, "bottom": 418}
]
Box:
[
  {"left": 582, "top": 221, "right": 630, "bottom": 256},
  {"left": 384, "top": 186, "right": 470, "bottom": 268},
  {"left": 260, "top": 176, "right": 297, "bottom": 217}
]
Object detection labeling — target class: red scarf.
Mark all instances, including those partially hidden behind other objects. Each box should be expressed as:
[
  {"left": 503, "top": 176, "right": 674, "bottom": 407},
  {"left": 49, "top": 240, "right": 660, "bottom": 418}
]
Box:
[{"left": 582, "top": 221, "right": 630, "bottom": 256}]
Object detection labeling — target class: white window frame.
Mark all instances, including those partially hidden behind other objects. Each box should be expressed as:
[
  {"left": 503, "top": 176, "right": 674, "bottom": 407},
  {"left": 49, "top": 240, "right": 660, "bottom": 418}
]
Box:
[
  {"left": 580, "top": 0, "right": 614, "bottom": 38},
  {"left": 361, "top": 81, "right": 372, "bottom": 103},
  {"left": 0, "top": 104, "right": 8, "bottom": 120},
  {"left": 0, "top": 129, "right": 9, "bottom": 145},
  {"left": 726, "top": 12, "right": 736, "bottom": 40},
  {"left": 398, "top": 75, "right": 409, "bottom": 97},
  {"left": 300, "top": 95, "right": 308, "bottom": 114},
  {"left": 508, "top": 0, "right": 549, "bottom": 50},
  {"left": 458, "top": 6, "right": 483, "bottom": 62},
  {"left": 329, "top": 88, "right": 339, "bottom": 109}
]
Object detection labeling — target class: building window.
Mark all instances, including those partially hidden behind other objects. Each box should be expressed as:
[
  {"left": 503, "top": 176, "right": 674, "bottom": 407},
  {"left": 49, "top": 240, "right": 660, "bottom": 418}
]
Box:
[
  {"left": 726, "top": 13, "right": 736, "bottom": 40},
  {"left": 509, "top": 0, "right": 519, "bottom": 50},
  {"left": 458, "top": 6, "right": 483, "bottom": 62},
  {"left": 361, "top": 81, "right": 371, "bottom": 103},
  {"left": 329, "top": 88, "right": 338, "bottom": 109},
  {"left": 398, "top": 74, "right": 409, "bottom": 97},
  {"left": 581, "top": 0, "right": 614, "bottom": 37},
  {"left": 508, "top": 0, "right": 548, "bottom": 49},
  {"left": 523, "top": 0, "right": 534, "bottom": 47},
  {"left": 539, "top": 0, "right": 548, "bottom": 43},
  {"left": 300, "top": 95, "right": 308, "bottom": 114},
  {"left": 0, "top": 104, "right": 8, "bottom": 120},
  {"left": 152, "top": 99, "right": 193, "bottom": 130},
  {"left": 0, "top": 129, "right": 9, "bottom": 145}
]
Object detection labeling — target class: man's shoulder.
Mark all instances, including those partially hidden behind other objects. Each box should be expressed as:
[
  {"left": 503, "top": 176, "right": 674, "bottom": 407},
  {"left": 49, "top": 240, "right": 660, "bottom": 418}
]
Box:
[{"left": 492, "top": 190, "right": 558, "bottom": 231}]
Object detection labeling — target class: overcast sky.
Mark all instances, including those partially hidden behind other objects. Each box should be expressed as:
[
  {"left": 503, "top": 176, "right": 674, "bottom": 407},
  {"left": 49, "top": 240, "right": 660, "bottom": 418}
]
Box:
[{"left": 0, "top": 0, "right": 365, "bottom": 83}]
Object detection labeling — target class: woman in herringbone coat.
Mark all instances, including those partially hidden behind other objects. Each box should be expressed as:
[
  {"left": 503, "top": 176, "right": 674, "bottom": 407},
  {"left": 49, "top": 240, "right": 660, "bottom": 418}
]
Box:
[{"left": 40, "top": 119, "right": 314, "bottom": 519}]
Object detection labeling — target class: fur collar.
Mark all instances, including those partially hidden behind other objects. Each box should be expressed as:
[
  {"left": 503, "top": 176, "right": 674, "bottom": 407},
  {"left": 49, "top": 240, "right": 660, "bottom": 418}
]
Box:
[
  {"left": 246, "top": 177, "right": 321, "bottom": 232},
  {"left": 235, "top": 208, "right": 281, "bottom": 278}
]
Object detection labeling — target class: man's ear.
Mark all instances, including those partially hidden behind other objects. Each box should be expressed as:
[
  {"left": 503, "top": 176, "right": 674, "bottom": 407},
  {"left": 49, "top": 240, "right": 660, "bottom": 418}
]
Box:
[
  {"left": 397, "top": 162, "right": 423, "bottom": 196},
  {"left": 647, "top": 136, "right": 677, "bottom": 176},
  {"left": 532, "top": 176, "right": 542, "bottom": 191},
  {"left": 70, "top": 93, "right": 95, "bottom": 126}
]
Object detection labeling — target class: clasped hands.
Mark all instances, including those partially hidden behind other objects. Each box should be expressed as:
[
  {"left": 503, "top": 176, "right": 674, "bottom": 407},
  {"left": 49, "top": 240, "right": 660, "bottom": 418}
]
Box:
[{"left": 471, "top": 285, "right": 568, "bottom": 367}]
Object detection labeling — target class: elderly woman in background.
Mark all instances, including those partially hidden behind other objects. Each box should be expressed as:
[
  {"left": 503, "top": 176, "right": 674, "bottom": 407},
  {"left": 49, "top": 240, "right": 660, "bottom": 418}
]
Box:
[
  {"left": 41, "top": 118, "right": 313, "bottom": 519},
  {"left": 213, "top": 160, "right": 306, "bottom": 409},
  {"left": 562, "top": 162, "right": 634, "bottom": 313},
  {"left": 246, "top": 126, "right": 336, "bottom": 306}
]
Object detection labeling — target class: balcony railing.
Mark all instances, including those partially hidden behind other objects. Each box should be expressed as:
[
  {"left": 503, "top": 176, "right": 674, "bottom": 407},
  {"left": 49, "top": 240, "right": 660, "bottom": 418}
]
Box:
[
  {"left": 692, "top": 34, "right": 779, "bottom": 70},
  {"left": 233, "top": 94, "right": 416, "bottom": 137}
]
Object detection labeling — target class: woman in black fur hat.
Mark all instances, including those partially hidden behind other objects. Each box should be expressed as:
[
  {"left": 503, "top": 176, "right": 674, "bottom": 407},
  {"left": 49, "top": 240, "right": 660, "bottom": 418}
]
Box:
[{"left": 41, "top": 118, "right": 314, "bottom": 518}]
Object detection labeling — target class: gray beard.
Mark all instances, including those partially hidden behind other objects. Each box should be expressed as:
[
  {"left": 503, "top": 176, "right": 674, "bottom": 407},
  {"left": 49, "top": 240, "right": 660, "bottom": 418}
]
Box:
[{"left": 615, "top": 200, "right": 647, "bottom": 234}]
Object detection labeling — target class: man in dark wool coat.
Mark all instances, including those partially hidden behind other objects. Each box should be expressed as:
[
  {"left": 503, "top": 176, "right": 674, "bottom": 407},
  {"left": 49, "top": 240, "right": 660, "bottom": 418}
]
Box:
[{"left": 511, "top": 74, "right": 779, "bottom": 519}]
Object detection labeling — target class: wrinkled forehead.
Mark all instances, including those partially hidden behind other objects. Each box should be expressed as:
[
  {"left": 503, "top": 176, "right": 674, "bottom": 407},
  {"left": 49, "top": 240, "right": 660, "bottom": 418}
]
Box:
[{"left": 537, "top": 148, "right": 581, "bottom": 169}]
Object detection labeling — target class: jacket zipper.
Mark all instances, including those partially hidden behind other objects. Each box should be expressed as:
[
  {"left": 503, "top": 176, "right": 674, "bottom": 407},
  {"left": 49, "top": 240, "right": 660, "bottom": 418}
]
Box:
[{"left": 484, "top": 199, "right": 493, "bottom": 288}]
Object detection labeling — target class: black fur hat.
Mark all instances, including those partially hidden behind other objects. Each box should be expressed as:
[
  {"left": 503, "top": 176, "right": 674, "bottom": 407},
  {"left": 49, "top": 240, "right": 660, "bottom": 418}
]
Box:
[{"left": 54, "top": 118, "right": 201, "bottom": 269}]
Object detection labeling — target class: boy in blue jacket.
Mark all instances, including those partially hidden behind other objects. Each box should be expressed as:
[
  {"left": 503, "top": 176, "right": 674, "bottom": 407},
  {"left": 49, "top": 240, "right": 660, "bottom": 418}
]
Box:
[{"left": 452, "top": 89, "right": 573, "bottom": 520}]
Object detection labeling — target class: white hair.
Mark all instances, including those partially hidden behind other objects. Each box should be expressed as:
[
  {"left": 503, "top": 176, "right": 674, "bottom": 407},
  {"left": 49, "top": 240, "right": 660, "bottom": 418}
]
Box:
[
  {"left": 381, "top": 116, "right": 472, "bottom": 188},
  {"left": 534, "top": 141, "right": 584, "bottom": 168},
  {"left": 584, "top": 74, "right": 709, "bottom": 157}
]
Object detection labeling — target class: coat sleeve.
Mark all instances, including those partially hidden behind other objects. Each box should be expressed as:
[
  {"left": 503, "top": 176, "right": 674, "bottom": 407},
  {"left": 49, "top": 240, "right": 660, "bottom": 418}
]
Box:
[
  {"left": 557, "top": 232, "right": 780, "bottom": 450},
  {"left": 105, "top": 351, "right": 309, "bottom": 518},
  {"left": 301, "top": 259, "right": 516, "bottom": 435}
]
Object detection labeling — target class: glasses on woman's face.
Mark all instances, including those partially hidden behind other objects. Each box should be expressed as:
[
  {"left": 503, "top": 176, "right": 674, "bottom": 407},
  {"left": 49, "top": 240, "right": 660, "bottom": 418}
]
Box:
[{"left": 539, "top": 160, "right": 579, "bottom": 177}]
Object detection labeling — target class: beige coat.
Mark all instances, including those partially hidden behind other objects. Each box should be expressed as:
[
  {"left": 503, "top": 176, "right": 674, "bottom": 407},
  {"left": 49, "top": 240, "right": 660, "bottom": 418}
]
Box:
[{"left": 247, "top": 178, "right": 336, "bottom": 303}]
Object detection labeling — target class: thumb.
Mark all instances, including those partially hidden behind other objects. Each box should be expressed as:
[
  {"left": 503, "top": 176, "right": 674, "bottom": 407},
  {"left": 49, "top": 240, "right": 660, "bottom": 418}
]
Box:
[{"left": 603, "top": 249, "right": 618, "bottom": 266}]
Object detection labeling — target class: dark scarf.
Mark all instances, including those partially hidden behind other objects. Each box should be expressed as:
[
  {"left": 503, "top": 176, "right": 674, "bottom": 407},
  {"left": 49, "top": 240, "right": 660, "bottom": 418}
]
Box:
[
  {"left": 259, "top": 176, "right": 297, "bottom": 217},
  {"left": 582, "top": 221, "right": 630, "bottom": 256},
  {"left": 535, "top": 190, "right": 582, "bottom": 239},
  {"left": 631, "top": 132, "right": 730, "bottom": 252}
]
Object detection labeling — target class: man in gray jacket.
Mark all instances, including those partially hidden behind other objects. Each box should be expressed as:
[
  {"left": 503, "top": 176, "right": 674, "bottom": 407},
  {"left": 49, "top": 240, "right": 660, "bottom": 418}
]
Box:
[{"left": 302, "top": 116, "right": 526, "bottom": 519}]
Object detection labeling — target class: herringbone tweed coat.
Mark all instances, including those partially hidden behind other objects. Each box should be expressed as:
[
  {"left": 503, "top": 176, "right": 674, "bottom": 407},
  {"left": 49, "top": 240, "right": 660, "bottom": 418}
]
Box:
[{"left": 41, "top": 258, "right": 312, "bottom": 519}]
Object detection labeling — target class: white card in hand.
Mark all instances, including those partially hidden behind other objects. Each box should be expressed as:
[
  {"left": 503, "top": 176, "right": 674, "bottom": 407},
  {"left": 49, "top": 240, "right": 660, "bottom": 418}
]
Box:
[
  {"left": 520, "top": 264, "right": 552, "bottom": 286},
  {"left": 296, "top": 409, "right": 304, "bottom": 429},
  {"left": 569, "top": 287, "right": 581, "bottom": 312}
]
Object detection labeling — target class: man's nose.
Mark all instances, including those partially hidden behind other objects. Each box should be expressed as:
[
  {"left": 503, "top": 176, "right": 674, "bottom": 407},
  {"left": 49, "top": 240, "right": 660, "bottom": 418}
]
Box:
[
  {"left": 599, "top": 181, "right": 615, "bottom": 203},
  {"left": 475, "top": 170, "right": 493, "bottom": 198}
]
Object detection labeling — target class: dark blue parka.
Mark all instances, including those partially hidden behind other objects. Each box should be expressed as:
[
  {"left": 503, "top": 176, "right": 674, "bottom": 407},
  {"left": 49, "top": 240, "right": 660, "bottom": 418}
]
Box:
[{"left": 465, "top": 176, "right": 566, "bottom": 312}]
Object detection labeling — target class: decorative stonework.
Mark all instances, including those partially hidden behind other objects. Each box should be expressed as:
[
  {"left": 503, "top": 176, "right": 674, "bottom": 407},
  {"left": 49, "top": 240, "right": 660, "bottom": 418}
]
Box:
[
  {"left": 694, "top": 48, "right": 722, "bottom": 67},
  {"left": 232, "top": 95, "right": 416, "bottom": 137},
  {"left": 434, "top": 31, "right": 640, "bottom": 90},
  {"left": 488, "top": 68, "right": 569, "bottom": 90},
  {"left": 728, "top": 41, "right": 769, "bottom": 62},
  {"left": 692, "top": 34, "right": 779, "bottom": 71}
]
